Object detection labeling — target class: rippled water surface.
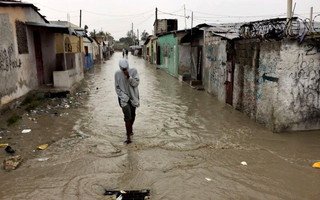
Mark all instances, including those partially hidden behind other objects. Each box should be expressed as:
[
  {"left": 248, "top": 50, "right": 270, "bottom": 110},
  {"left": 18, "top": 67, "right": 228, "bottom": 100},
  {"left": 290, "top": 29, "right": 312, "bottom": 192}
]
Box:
[{"left": 1, "top": 52, "right": 320, "bottom": 199}]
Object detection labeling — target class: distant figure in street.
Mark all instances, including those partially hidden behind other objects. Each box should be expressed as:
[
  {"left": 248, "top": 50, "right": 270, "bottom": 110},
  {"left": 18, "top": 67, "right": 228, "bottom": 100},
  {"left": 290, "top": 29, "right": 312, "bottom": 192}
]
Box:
[
  {"left": 122, "top": 48, "right": 125, "bottom": 58},
  {"left": 125, "top": 49, "right": 129, "bottom": 58},
  {"left": 115, "top": 59, "right": 140, "bottom": 144}
]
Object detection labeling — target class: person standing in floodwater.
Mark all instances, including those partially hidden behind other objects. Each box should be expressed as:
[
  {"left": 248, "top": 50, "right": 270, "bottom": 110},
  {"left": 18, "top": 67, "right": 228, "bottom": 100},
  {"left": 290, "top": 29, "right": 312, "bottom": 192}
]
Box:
[
  {"left": 114, "top": 59, "right": 140, "bottom": 144},
  {"left": 125, "top": 49, "right": 128, "bottom": 58},
  {"left": 122, "top": 48, "right": 125, "bottom": 58}
]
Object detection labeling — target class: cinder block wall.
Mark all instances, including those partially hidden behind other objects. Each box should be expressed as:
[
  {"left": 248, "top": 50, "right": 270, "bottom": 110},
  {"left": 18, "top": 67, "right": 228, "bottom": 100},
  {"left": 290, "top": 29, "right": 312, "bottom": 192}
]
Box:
[
  {"left": 233, "top": 38, "right": 320, "bottom": 132},
  {"left": 203, "top": 32, "right": 228, "bottom": 102}
]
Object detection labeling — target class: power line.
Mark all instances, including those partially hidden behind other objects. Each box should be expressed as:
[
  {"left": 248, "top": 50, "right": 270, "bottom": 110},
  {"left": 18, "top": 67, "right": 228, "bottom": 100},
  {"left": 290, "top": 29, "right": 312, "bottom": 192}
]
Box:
[
  {"left": 82, "top": 9, "right": 154, "bottom": 18},
  {"left": 33, "top": 2, "right": 78, "bottom": 13}
]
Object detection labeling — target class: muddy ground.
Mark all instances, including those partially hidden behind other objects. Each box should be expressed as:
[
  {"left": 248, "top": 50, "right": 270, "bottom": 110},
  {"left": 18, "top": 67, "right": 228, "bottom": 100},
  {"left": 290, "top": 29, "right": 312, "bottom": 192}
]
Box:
[{"left": 0, "top": 52, "right": 320, "bottom": 200}]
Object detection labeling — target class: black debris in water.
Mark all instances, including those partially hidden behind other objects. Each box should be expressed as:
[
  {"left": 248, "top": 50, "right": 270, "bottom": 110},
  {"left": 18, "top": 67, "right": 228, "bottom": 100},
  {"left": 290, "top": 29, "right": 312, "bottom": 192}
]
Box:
[
  {"left": 5, "top": 146, "right": 15, "bottom": 154},
  {"left": 104, "top": 189, "right": 150, "bottom": 200},
  {"left": 48, "top": 91, "right": 70, "bottom": 98}
]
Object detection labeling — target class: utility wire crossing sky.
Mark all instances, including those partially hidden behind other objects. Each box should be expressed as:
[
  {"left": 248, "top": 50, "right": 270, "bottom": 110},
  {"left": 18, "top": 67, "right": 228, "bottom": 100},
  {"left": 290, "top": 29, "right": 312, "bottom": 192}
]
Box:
[{"left": 27, "top": 0, "right": 320, "bottom": 40}]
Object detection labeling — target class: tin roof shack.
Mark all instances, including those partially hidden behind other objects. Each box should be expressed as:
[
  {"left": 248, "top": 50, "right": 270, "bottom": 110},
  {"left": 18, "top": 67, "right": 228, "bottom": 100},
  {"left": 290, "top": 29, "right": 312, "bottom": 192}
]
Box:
[
  {"left": 0, "top": 1, "right": 68, "bottom": 106},
  {"left": 48, "top": 21, "right": 85, "bottom": 89},
  {"left": 151, "top": 37, "right": 159, "bottom": 65},
  {"left": 157, "top": 30, "right": 188, "bottom": 78},
  {"left": 233, "top": 18, "right": 320, "bottom": 132},
  {"left": 82, "top": 36, "right": 94, "bottom": 70},
  {"left": 179, "top": 25, "right": 212, "bottom": 87},
  {"left": 154, "top": 19, "right": 177, "bottom": 36},
  {"left": 201, "top": 26, "right": 239, "bottom": 103},
  {"left": 144, "top": 36, "right": 154, "bottom": 62}
]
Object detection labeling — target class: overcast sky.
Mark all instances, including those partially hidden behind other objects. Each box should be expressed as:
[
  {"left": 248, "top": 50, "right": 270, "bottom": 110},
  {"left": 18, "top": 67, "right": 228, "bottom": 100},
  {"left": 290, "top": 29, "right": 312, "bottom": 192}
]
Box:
[{"left": 26, "top": 0, "right": 320, "bottom": 40}]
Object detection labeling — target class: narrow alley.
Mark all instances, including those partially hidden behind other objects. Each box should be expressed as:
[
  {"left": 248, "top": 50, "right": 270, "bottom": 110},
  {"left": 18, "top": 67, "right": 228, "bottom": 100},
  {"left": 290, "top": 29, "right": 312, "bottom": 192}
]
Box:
[{"left": 0, "top": 52, "right": 319, "bottom": 199}]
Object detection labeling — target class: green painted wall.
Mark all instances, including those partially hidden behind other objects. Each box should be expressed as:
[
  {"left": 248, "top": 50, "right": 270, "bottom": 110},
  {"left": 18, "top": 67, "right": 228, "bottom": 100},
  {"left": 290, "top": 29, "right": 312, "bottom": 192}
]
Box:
[{"left": 158, "top": 34, "right": 178, "bottom": 77}]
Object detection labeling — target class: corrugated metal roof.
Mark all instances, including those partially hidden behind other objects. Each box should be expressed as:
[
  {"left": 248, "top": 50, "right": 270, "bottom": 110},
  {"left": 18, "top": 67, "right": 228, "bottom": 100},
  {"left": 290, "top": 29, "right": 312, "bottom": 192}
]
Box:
[
  {"left": 0, "top": 1, "right": 49, "bottom": 23},
  {"left": 201, "top": 26, "right": 239, "bottom": 40},
  {"left": 25, "top": 22, "right": 79, "bottom": 35}
]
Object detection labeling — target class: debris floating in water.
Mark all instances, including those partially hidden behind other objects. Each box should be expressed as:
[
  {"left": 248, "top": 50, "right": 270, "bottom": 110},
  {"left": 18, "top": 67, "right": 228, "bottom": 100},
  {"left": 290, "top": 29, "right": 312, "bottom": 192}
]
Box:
[
  {"left": 21, "top": 129, "right": 31, "bottom": 134},
  {"left": 241, "top": 161, "right": 248, "bottom": 166},
  {"left": 0, "top": 143, "right": 9, "bottom": 148},
  {"left": 38, "top": 158, "right": 49, "bottom": 162},
  {"left": 205, "top": 177, "right": 212, "bottom": 181},
  {"left": 37, "top": 144, "right": 49, "bottom": 150},
  {"left": 312, "top": 162, "right": 320, "bottom": 168}
]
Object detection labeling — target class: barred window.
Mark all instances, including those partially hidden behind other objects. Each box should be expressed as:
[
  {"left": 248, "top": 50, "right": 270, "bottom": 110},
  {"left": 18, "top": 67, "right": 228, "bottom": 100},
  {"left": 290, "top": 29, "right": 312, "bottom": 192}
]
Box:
[{"left": 15, "top": 20, "right": 28, "bottom": 54}]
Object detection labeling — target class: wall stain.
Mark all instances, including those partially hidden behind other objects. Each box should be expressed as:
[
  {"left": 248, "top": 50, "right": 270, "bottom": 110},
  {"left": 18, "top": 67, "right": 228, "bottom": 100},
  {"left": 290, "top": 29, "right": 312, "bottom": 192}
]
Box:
[{"left": 0, "top": 44, "right": 22, "bottom": 71}]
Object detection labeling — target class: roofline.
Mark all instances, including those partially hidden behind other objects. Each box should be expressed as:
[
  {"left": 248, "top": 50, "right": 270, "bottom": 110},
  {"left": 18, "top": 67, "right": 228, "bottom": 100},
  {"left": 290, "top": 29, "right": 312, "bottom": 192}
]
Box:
[{"left": 0, "top": 1, "right": 49, "bottom": 23}]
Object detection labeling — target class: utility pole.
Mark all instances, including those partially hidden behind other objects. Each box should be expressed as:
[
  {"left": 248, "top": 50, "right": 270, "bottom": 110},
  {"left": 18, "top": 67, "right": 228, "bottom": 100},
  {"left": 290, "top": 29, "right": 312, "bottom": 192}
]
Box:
[
  {"left": 191, "top": 11, "right": 193, "bottom": 35},
  {"left": 132, "top": 22, "right": 134, "bottom": 45},
  {"left": 79, "top": 9, "right": 82, "bottom": 27},
  {"left": 137, "top": 29, "right": 139, "bottom": 41},
  {"left": 155, "top": 7, "right": 158, "bottom": 35},
  {"left": 184, "top": 4, "right": 187, "bottom": 30},
  {"left": 286, "top": 0, "right": 292, "bottom": 35},
  {"left": 287, "top": 0, "right": 292, "bottom": 21},
  {"left": 310, "top": 7, "right": 314, "bottom": 32}
]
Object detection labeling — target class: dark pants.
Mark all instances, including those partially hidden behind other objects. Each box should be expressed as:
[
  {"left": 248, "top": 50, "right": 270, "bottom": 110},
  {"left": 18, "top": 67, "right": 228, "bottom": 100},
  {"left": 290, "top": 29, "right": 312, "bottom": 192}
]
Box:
[{"left": 121, "top": 102, "right": 136, "bottom": 123}]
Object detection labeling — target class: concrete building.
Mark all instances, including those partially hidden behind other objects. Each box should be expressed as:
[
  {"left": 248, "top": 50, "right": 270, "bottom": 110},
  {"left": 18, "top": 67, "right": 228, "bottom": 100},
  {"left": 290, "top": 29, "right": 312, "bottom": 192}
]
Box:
[
  {"left": 154, "top": 19, "right": 178, "bottom": 36},
  {"left": 0, "top": 0, "right": 83, "bottom": 107},
  {"left": 201, "top": 26, "right": 239, "bottom": 104},
  {"left": 200, "top": 18, "right": 320, "bottom": 132}
]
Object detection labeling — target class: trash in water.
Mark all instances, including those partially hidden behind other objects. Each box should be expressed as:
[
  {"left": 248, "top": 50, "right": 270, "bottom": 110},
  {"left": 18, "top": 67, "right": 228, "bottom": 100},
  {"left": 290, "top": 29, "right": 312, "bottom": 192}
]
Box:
[
  {"left": 241, "top": 161, "right": 248, "bottom": 166},
  {"left": 65, "top": 104, "right": 70, "bottom": 109},
  {"left": 38, "top": 158, "right": 49, "bottom": 162},
  {"left": 91, "top": 144, "right": 97, "bottom": 147},
  {"left": 0, "top": 143, "right": 9, "bottom": 147},
  {"left": 3, "top": 155, "right": 22, "bottom": 170},
  {"left": 205, "top": 177, "right": 212, "bottom": 181},
  {"left": 37, "top": 144, "right": 48, "bottom": 150},
  {"left": 5, "top": 146, "right": 15, "bottom": 154},
  {"left": 0, "top": 137, "right": 2, "bottom": 139},
  {"left": 21, "top": 129, "right": 31, "bottom": 133},
  {"left": 112, "top": 149, "right": 121, "bottom": 154},
  {"left": 174, "top": 121, "right": 180, "bottom": 124},
  {"left": 104, "top": 189, "right": 150, "bottom": 200},
  {"left": 312, "top": 162, "right": 320, "bottom": 168},
  {"left": 66, "top": 142, "right": 71, "bottom": 146}
]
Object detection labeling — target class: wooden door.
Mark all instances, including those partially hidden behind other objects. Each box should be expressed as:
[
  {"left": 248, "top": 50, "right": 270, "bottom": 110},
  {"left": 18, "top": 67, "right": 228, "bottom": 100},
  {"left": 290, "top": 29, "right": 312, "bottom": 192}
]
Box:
[
  {"left": 33, "top": 31, "right": 44, "bottom": 85},
  {"left": 226, "top": 61, "right": 233, "bottom": 105},
  {"left": 197, "top": 46, "right": 203, "bottom": 80}
]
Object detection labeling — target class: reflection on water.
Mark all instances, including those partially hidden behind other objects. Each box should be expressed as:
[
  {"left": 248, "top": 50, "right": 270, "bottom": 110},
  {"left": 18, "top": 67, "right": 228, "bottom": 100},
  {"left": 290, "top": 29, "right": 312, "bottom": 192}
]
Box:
[{"left": 0, "top": 52, "right": 320, "bottom": 200}]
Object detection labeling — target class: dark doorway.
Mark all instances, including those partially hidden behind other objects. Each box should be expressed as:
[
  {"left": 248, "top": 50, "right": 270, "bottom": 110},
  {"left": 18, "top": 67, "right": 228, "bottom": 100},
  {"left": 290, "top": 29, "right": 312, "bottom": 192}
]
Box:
[
  {"left": 33, "top": 31, "right": 44, "bottom": 85},
  {"left": 157, "top": 45, "right": 161, "bottom": 65},
  {"left": 84, "top": 46, "right": 89, "bottom": 69},
  {"left": 197, "top": 46, "right": 203, "bottom": 80}
]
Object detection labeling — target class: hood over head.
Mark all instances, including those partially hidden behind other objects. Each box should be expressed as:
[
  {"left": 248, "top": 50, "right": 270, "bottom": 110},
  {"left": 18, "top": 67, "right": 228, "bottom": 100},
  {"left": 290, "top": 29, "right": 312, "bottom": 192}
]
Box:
[{"left": 119, "top": 59, "right": 129, "bottom": 70}]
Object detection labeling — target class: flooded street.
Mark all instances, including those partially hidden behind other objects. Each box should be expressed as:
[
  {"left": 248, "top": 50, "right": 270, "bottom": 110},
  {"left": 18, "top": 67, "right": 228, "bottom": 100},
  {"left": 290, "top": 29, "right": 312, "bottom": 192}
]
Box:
[{"left": 1, "top": 52, "right": 320, "bottom": 199}]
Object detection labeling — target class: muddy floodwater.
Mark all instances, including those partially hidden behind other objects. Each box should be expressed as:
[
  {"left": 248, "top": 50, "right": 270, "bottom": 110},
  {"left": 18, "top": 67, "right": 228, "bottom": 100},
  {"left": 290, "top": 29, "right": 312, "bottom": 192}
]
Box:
[{"left": 1, "top": 52, "right": 320, "bottom": 200}]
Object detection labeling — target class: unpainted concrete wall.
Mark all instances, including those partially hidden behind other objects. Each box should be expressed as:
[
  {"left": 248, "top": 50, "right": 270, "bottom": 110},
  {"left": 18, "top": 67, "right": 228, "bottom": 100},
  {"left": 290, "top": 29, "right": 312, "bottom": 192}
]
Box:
[
  {"left": 203, "top": 32, "right": 227, "bottom": 102},
  {"left": 178, "top": 45, "right": 191, "bottom": 75},
  {"left": 24, "top": 7, "right": 46, "bottom": 23},
  {"left": 40, "top": 30, "right": 56, "bottom": 84},
  {"left": 275, "top": 39, "right": 320, "bottom": 131},
  {"left": 233, "top": 38, "right": 320, "bottom": 132},
  {"left": 233, "top": 39, "right": 261, "bottom": 120},
  {"left": 0, "top": 7, "right": 39, "bottom": 106}
]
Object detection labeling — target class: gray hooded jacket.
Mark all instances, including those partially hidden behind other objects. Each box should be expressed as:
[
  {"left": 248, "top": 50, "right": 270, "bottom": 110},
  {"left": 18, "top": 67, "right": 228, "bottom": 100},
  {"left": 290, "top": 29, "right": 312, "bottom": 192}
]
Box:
[{"left": 115, "top": 59, "right": 140, "bottom": 108}]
